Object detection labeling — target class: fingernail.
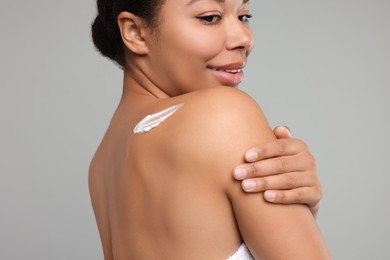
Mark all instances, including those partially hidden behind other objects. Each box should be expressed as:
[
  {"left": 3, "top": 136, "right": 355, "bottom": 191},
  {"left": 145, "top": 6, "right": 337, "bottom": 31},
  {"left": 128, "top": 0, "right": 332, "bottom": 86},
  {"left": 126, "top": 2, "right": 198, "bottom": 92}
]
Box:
[
  {"left": 245, "top": 150, "right": 258, "bottom": 162},
  {"left": 264, "top": 191, "right": 276, "bottom": 202},
  {"left": 234, "top": 167, "right": 247, "bottom": 180},
  {"left": 243, "top": 180, "right": 256, "bottom": 191}
]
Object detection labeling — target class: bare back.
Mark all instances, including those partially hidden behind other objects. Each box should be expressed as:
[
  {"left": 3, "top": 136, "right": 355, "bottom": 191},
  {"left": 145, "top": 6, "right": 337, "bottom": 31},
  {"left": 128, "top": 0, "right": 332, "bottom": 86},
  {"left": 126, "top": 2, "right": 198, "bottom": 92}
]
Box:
[
  {"left": 90, "top": 87, "right": 330, "bottom": 260},
  {"left": 89, "top": 89, "right": 243, "bottom": 260}
]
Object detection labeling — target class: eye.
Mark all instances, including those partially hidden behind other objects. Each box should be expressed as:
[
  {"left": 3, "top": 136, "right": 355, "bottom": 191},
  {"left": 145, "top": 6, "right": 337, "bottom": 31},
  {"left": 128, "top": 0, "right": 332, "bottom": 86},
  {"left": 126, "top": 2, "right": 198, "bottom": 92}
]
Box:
[
  {"left": 198, "top": 15, "right": 222, "bottom": 25},
  {"left": 238, "top": 14, "right": 252, "bottom": 24}
]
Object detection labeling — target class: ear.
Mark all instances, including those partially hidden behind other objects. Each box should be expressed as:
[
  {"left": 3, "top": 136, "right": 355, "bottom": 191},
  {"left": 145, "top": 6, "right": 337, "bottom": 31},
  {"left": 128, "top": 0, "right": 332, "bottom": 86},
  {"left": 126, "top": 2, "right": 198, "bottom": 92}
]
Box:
[{"left": 117, "top": 12, "right": 149, "bottom": 55}]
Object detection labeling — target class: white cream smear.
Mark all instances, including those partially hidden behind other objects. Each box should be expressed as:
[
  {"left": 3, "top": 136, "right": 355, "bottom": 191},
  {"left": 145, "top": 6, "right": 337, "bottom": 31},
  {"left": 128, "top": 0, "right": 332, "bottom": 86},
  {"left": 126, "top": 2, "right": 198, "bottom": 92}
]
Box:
[{"left": 133, "top": 104, "right": 184, "bottom": 134}]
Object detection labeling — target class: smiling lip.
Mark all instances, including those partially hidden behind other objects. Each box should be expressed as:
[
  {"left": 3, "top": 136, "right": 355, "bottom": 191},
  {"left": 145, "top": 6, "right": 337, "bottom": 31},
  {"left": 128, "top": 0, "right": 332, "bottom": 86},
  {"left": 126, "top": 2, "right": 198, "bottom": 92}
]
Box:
[{"left": 207, "top": 63, "right": 245, "bottom": 86}]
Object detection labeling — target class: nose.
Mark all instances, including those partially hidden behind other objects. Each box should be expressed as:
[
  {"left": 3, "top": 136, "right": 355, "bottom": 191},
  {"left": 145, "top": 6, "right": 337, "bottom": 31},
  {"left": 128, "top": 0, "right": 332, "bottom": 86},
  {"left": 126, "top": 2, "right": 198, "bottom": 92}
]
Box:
[{"left": 225, "top": 17, "right": 254, "bottom": 55}]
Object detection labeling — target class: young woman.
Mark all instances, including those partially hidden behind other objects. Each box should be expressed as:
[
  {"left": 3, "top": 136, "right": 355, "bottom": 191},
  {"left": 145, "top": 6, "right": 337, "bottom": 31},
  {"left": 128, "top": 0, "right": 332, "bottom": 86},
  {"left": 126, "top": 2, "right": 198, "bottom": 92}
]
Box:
[{"left": 89, "top": 0, "right": 330, "bottom": 259}]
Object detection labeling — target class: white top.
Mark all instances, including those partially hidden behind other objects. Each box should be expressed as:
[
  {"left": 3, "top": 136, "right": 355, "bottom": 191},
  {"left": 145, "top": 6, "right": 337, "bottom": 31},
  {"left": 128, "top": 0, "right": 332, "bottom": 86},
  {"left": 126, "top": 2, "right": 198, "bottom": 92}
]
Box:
[{"left": 227, "top": 243, "right": 254, "bottom": 260}]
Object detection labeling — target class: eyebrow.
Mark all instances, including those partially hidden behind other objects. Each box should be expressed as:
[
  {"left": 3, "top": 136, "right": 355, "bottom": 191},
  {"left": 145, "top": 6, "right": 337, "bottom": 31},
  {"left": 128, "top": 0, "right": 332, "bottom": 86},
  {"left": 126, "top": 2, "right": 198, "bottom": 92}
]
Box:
[{"left": 187, "top": 0, "right": 249, "bottom": 6}]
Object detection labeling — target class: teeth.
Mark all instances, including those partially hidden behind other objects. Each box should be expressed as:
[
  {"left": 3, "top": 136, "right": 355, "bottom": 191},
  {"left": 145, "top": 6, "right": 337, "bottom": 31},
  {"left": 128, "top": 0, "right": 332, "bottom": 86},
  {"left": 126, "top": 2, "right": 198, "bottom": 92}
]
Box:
[
  {"left": 224, "top": 69, "right": 241, "bottom": 73},
  {"left": 210, "top": 68, "right": 242, "bottom": 73}
]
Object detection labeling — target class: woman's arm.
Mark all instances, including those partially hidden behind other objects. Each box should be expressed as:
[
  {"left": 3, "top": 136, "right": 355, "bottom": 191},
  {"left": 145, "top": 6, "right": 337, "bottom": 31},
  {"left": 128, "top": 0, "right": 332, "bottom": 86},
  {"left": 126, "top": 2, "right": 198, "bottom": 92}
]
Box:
[
  {"left": 234, "top": 127, "right": 322, "bottom": 217},
  {"left": 181, "top": 87, "right": 330, "bottom": 259}
]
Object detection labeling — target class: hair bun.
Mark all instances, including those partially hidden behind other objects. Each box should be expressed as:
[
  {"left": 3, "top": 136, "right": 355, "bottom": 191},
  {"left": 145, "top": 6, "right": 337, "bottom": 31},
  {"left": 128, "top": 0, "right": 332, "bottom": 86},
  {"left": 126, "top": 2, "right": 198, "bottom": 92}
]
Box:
[{"left": 92, "top": 14, "right": 121, "bottom": 65}]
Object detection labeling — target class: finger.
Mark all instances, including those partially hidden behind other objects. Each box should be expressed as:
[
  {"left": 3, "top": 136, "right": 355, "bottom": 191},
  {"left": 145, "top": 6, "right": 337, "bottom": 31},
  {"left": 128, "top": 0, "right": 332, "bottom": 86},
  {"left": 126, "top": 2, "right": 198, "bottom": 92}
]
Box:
[
  {"left": 273, "top": 125, "right": 292, "bottom": 139},
  {"left": 244, "top": 138, "right": 308, "bottom": 163},
  {"left": 235, "top": 153, "right": 315, "bottom": 179},
  {"left": 263, "top": 187, "right": 322, "bottom": 209},
  {"left": 241, "top": 171, "right": 314, "bottom": 192}
]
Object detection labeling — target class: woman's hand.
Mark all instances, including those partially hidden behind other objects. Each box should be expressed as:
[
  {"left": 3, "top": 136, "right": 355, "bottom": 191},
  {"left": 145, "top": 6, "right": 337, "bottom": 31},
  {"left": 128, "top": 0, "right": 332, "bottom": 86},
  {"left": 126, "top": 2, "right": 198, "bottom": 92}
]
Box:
[{"left": 233, "top": 126, "right": 322, "bottom": 217}]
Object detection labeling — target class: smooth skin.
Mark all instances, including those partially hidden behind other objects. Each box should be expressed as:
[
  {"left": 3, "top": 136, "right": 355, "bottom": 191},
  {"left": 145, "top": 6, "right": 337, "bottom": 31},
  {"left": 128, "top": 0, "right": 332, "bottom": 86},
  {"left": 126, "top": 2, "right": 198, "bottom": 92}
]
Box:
[
  {"left": 89, "top": 88, "right": 329, "bottom": 259},
  {"left": 89, "top": 0, "right": 328, "bottom": 258}
]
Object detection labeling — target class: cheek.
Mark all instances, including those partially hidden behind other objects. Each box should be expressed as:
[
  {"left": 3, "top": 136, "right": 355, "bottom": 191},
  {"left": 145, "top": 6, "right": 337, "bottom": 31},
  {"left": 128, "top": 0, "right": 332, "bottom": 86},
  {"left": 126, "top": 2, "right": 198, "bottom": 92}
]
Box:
[
  {"left": 185, "top": 30, "right": 223, "bottom": 57},
  {"left": 164, "top": 25, "right": 225, "bottom": 62},
  {"left": 149, "top": 21, "right": 227, "bottom": 92}
]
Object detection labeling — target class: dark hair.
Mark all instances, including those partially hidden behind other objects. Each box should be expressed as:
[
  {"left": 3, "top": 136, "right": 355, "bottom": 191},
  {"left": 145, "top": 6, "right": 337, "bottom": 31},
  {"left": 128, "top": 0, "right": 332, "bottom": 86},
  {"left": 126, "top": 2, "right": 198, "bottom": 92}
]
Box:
[{"left": 91, "top": 0, "right": 164, "bottom": 68}]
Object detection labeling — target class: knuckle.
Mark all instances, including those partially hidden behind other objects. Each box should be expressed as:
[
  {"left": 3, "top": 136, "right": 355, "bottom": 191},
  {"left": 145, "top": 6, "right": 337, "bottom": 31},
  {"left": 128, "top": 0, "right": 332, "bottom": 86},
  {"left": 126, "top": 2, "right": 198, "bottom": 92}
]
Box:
[
  {"left": 301, "top": 153, "right": 317, "bottom": 173},
  {"left": 306, "top": 153, "right": 317, "bottom": 168},
  {"left": 250, "top": 164, "right": 259, "bottom": 177},
  {"left": 285, "top": 174, "right": 296, "bottom": 189},
  {"left": 278, "top": 141, "right": 288, "bottom": 154},
  {"left": 289, "top": 138, "right": 300, "bottom": 149},
  {"left": 311, "top": 155, "right": 318, "bottom": 168},
  {"left": 294, "top": 140, "right": 307, "bottom": 153},
  {"left": 298, "top": 140, "right": 308, "bottom": 151},
  {"left": 257, "top": 178, "right": 268, "bottom": 190},
  {"left": 277, "top": 157, "right": 288, "bottom": 172}
]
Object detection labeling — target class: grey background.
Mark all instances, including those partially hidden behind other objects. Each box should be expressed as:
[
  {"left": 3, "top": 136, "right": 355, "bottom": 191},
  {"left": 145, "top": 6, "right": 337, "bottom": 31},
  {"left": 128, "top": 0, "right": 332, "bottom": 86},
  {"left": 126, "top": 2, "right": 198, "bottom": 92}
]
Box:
[{"left": 0, "top": 0, "right": 389, "bottom": 259}]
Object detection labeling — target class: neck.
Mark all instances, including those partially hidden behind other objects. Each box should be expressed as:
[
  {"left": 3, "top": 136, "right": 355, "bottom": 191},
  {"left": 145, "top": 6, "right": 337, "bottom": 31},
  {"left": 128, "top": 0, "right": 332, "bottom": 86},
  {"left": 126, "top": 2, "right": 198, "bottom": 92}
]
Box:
[{"left": 122, "top": 63, "right": 170, "bottom": 100}]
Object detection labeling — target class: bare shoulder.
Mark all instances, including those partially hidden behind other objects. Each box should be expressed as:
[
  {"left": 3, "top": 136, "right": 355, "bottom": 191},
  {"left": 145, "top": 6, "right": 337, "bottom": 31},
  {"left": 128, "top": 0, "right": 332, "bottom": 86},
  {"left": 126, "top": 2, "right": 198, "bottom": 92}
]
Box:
[
  {"left": 175, "top": 86, "right": 275, "bottom": 140},
  {"left": 185, "top": 86, "right": 267, "bottom": 119},
  {"left": 163, "top": 86, "right": 276, "bottom": 185},
  {"left": 165, "top": 87, "right": 330, "bottom": 259}
]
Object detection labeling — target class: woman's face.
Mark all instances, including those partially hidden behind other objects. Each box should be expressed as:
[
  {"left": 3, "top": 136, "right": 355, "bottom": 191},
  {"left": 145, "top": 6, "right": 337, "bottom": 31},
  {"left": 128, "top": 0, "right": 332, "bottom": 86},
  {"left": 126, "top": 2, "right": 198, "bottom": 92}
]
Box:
[{"left": 143, "top": 0, "right": 254, "bottom": 96}]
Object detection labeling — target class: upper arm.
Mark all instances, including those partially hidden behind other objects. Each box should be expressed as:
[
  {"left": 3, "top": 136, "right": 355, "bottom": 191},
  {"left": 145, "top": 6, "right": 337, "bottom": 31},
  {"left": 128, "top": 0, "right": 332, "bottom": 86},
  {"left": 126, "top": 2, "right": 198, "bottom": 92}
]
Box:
[{"left": 176, "top": 87, "right": 330, "bottom": 259}]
